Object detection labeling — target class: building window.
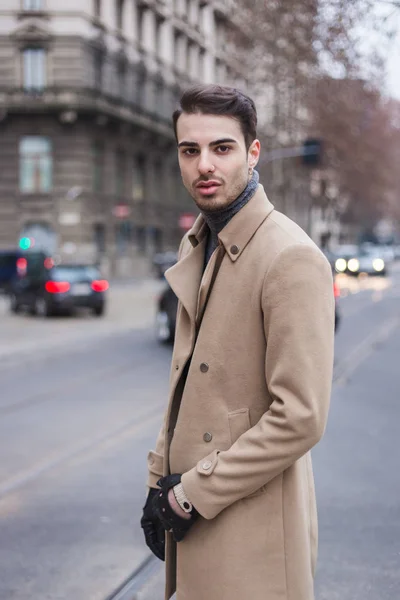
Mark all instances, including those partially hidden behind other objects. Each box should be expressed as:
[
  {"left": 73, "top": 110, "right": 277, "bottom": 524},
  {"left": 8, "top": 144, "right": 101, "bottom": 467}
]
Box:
[
  {"left": 115, "top": 150, "right": 126, "bottom": 197},
  {"left": 94, "top": 223, "right": 106, "bottom": 255},
  {"left": 94, "top": 50, "right": 103, "bottom": 89},
  {"left": 23, "top": 48, "right": 46, "bottom": 92},
  {"left": 199, "top": 48, "right": 205, "bottom": 80},
  {"left": 115, "top": 221, "right": 132, "bottom": 255},
  {"left": 23, "top": 0, "right": 43, "bottom": 10},
  {"left": 155, "top": 17, "right": 164, "bottom": 58},
  {"left": 173, "top": 30, "right": 181, "bottom": 70},
  {"left": 137, "top": 6, "right": 145, "bottom": 46},
  {"left": 117, "top": 60, "right": 127, "bottom": 98},
  {"left": 135, "top": 62, "right": 146, "bottom": 107},
  {"left": 116, "top": 0, "right": 125, "bottom": 30},
  {"left": 93, "top": 0, "right": 101, "bottom": 18},
  {"left": 132, "top": 155, "right": 145, "bottom": 202},
  {"left": 92, "top": 142, "right": 104, "bottom": 193},
  {"left": 19, "top": 137, "right": 52, "bottom": 194}
]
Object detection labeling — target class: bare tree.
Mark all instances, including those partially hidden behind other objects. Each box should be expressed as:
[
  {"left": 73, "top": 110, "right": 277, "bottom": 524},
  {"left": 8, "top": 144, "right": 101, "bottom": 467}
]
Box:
[{"left": 230, "top": 0, "right": 396, "bottom": 231}]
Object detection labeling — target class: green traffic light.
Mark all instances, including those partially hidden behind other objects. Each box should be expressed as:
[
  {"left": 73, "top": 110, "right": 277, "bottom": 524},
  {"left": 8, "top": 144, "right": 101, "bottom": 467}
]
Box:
[{"left": 19, "top": 237, "right": 31, "bottom": 250}]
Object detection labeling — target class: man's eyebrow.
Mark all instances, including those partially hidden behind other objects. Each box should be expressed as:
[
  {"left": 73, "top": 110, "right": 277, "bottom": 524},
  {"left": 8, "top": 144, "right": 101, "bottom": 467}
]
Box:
[
  {"left": 177, "top": 141, "right": 199, "bottom": 148},
  {"left": 177, "top": 138, "right": 238, "bottom": 148},
  {"left": 210, "top": 138, "right": 238, "bottom": 146}
]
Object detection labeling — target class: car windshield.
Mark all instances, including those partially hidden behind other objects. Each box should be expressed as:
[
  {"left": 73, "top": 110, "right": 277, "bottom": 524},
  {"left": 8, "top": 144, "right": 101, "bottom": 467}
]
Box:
[
  {"left": 360, "top": 248, "right": 383, "bottom": 258},
  {"left": 50, "top": 266, "right": 100, "bottom": 282}
]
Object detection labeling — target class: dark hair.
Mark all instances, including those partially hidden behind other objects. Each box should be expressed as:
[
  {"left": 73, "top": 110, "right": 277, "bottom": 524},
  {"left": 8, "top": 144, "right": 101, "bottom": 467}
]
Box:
[{"left": 172, "top": 84, "right": 257, "bottom": 150}]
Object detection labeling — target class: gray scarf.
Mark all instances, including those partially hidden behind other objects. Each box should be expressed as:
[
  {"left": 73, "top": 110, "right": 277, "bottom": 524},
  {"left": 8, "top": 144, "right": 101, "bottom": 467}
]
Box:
[{"left": 202, "top": 169, "right": 259, "bottom": 265}]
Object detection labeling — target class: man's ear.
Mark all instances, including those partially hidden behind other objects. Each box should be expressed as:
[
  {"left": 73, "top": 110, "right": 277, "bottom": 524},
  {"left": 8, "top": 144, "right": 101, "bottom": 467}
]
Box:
[{"left": 248, "top": 139, "right": 261, "bottom": 168}]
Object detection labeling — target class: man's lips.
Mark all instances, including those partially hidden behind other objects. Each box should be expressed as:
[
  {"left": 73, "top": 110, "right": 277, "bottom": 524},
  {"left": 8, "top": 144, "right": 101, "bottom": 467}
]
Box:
[{"left": 195, "top": 181, "right": 222, "bottom": 195}]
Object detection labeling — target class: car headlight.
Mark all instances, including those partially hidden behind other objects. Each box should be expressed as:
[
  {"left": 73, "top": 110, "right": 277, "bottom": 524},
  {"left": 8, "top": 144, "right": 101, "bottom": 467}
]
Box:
[
  {"left": 335, "top": 258, "right": 347, "bottom": 272},
  {"left": 373, "top": 258, "right": 385, "bottom": 272},
  {"left": 347, "top": 258, "right": 360, "bottom": 272}
]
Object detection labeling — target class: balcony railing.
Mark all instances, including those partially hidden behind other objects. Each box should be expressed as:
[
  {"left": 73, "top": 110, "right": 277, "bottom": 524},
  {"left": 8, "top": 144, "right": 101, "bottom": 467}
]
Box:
[{"left": 0, "top": 78, "right": 182, "bottom": 137}]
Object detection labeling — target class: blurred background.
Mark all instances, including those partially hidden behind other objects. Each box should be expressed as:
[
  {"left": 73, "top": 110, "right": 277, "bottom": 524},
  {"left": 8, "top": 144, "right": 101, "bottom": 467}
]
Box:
[{"left": 0, "top": 1, "right": 400, "bottom": 599}]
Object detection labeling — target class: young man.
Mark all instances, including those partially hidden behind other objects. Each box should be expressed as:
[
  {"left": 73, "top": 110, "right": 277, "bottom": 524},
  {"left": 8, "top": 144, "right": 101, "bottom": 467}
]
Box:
[{"left": 141, "top": 85, "right": 335, "bottom": 600}]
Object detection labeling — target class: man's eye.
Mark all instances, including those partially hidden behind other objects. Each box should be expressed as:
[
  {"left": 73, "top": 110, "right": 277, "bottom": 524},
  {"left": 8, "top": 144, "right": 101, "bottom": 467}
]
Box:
[
  {"left": 216, "top": 145, "right": 231, "bottom": 153},
  {"left": 183, "top": 148, "right": 198, "bottom": 156}
]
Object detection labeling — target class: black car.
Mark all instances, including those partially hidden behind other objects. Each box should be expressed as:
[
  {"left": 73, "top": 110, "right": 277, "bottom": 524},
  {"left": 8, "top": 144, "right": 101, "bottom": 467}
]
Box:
[
  {"left": 10, "top": 261, "right": 108, "bottom": 317},
  {"left": 0, "top": 250, "right": 48, "bottom": 295},
  {"left": 156, "top": 284, "right": 178, "bottom": 343}
]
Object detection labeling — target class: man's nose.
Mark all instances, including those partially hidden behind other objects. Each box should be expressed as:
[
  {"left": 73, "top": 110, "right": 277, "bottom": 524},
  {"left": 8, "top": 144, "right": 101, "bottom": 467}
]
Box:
[{"left": 197, "top": 151, "right": 215, "bottom": 175}]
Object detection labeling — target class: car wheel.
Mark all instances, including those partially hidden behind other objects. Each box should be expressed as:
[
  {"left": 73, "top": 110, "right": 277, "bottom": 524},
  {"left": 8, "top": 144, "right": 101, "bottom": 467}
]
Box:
[
  {"left": 156, "top": 310, "right": 173, "bottom": 343},
  {"left": 10, "top": 294, "right": 20, "bottom": 314},
  {"left": 93, "top": 305, "right": 105, "bottom": 317},
  {"left": 35, "top": 297, "right": 51, "bottom": 318}
]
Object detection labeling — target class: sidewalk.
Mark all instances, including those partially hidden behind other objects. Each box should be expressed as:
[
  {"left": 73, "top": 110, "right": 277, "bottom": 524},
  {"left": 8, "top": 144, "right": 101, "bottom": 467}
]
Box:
[{"left": 0, "top": 278, "right": 165, "bottom": 367}]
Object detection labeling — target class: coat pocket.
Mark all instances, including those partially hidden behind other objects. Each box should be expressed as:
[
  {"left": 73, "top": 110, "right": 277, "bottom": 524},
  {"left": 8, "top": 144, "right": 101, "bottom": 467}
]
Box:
[{"left": 228, "top": 408, "right": 251, "bottom": 445}]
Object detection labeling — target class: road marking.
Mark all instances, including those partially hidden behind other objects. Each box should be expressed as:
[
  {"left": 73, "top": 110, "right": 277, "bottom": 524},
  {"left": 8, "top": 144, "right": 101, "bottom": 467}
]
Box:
[
  {"left": 0, "top": 405, "right": 162, "bottom": 501},
  {"left": 104, "top": 554, "right": 161, "bottom": 600},
  {"left": 333, "top": 315, "right": 400, "bottom": 386}
]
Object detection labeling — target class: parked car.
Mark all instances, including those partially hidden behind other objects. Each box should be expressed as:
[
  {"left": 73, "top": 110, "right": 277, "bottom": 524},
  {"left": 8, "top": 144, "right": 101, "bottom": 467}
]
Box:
[
  {"left": 157, "top": 278, "right": 341, "bottom": 343},
  {"left": 10, "top": 261, "right": 108, "bottom": 317},
  {"left": 156, "top": 284, "right": 178, "bottom": 343},
  {"left": 0, "top": 250, "right": 48, "bottom": 295}
]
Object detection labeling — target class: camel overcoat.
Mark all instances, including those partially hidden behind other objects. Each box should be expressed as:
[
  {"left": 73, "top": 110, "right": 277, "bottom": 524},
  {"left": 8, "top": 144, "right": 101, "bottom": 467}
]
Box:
[{"left": 147, "top": 185, "right": 335, "bottom": 600}]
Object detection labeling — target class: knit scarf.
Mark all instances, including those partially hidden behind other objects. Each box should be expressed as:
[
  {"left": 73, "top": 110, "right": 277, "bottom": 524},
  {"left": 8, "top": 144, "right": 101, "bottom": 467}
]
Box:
[{"left": 202, "top": 169, "right": 259, "bottom": 265}]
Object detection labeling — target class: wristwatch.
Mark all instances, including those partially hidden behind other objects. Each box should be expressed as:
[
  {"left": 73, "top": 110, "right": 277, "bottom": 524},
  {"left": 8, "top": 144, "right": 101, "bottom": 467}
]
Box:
[{"left": 173, "top": 483, "right": 193, "bottom": 513}]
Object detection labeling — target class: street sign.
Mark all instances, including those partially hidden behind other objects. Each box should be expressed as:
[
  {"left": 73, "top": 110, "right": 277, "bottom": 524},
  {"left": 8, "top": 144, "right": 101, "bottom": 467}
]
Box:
[
  {"left": 113, "top": 204, "right": 131, "bottom": 218},
  {"left": 179, "top": 213, "right": 196, "bottom": 231}
]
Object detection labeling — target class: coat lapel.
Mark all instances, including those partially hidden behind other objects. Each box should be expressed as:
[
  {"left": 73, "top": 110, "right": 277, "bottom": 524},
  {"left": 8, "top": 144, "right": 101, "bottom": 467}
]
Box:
[{"left": 165, "top": 236, "right": 206, "bottom": 326}]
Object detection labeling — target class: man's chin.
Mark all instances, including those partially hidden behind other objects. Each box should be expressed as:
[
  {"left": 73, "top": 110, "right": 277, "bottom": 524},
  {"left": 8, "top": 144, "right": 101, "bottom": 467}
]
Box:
[{"left": 193, "top": 192, "right": 226, "bottom": 212}]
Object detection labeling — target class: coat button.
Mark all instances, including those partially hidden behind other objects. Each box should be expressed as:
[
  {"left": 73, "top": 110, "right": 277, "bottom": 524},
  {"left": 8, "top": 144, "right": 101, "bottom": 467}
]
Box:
[
  {"left": 203, "top": 432, "right": 212, "bottom": 442},
  {"left": 200, "top": 362, "right": 209, "bottom": 373},
  {"left": 230, "top": 244, "right": 240, "bottom": 255},
  {"left": 202, "top": 461, "right": 212, "bottom": 470}
]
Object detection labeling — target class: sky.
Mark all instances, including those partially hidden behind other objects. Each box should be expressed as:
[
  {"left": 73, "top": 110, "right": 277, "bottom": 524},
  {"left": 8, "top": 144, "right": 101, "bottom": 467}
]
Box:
[
  {"left": 370, "top": 2, "right": 400, "bottom": 99},
  {"left": 386, "top": 35, "right": 400, "bottom": 99}
]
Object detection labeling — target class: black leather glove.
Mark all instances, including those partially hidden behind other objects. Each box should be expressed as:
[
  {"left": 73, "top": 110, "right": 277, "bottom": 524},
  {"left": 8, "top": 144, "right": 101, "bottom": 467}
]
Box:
[
  {"left": 153, "top": 474, "right": 198, "bottom": 542},
  {"left": 140, "top": 487, "right": 165, "bottom": 561}
]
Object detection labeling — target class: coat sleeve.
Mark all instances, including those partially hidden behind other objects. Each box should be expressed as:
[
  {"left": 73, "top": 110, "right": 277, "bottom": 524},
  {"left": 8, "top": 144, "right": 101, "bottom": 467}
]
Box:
[
  {"left": 146, "top": 234, "right": 190, "bottom": 489},
  {"left": 146, "top": 421, "right": 166, "bottom": 489},
  {"left": 181, "top": 243, "right": 335, "bottom": 519}
]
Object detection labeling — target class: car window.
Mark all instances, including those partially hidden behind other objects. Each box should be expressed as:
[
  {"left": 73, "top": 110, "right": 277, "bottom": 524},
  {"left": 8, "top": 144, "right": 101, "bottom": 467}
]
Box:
[{"left": 50, "top": 266, "right": 100, "bottom": 282}]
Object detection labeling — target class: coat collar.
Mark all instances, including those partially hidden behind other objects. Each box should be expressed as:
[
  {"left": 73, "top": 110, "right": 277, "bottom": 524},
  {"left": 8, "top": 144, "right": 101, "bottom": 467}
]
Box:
[
  {"left": 165, "top": 185, "right": 274, "bottom": 324},
  {"left": 187, "top": 184, "right": 274, "bottom": 261}
]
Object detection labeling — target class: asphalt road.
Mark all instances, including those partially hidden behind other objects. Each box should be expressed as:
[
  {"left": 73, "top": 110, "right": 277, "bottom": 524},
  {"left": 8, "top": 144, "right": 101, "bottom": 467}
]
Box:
[
  {"left": 0, "top": 328, "right": 170, "bottom": 600},
  {"left": 0, "top": 264, "right": 399, "bottom": 600}
]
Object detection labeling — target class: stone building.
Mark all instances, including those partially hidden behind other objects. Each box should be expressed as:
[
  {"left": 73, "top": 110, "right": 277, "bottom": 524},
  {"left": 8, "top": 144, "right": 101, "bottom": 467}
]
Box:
[{"left": 0, "top": 0, "right": 245, "bottom": 276}]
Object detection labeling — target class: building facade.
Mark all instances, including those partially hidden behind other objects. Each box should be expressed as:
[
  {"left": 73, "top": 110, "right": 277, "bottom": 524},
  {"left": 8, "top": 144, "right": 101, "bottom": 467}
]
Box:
[{"left": 0, "top": 0, "right": 245, "bottom": 276}]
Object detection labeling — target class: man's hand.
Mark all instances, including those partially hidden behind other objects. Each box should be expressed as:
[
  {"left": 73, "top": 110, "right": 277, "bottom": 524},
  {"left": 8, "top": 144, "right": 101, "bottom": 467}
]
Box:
[
  {"left": 153, "top": 474, "right": 198, "bottom": 542},
  {"left": 140, "top": 488, "right": 165, "bottom": 561}
]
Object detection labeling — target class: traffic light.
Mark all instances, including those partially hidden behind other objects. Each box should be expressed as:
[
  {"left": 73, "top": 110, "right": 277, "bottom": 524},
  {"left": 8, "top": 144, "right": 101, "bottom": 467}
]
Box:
[
  {"left": 302, "top": 138, "right": 323, "bottom": 166},
  {"left": 19, "top": 237, "right": 34, "bottom": 250}
]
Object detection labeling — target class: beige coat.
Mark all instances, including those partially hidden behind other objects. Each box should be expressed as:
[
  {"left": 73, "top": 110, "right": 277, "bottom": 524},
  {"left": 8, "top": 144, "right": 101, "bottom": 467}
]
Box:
[{"left": 147, "top": 185, "right": 335, "bottom": 600}]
